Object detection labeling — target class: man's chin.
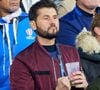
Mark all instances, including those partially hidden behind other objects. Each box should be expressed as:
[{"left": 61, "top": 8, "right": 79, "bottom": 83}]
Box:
[
  {"left": 39, "top": 34, "right": 56, "bottom": 40},
  {"left": 49, "top": 28, "right": 58, "bottom": 33},
  {"left": 9, "top": 7, "right": 19, "bottom": 12},
  {"left": 46, "top": 34, "right": 57, "bottom": 40}
]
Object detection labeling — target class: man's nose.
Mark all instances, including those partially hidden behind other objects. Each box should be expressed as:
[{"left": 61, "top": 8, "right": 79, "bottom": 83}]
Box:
[
  {"left": 50, "top": 23, "right": 55, "bottom": 27},
  {"left": 49, "top": 18, "right": 55, "bottom": 24}
]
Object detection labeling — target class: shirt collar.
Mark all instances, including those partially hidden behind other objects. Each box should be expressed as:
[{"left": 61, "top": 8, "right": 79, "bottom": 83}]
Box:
[
  {"left": 2, "top": 8, "right": 22, "bottom": 23},
  {"left": 75, "top": 5, "right": 100, "bottom": 17}
]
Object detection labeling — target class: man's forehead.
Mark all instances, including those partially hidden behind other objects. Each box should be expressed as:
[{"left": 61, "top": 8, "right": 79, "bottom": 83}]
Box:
[{"left": 37, "top": 8, "right": 57, "bottom": 15}]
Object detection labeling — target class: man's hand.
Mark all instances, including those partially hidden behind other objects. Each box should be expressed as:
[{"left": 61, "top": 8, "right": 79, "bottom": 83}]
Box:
[
  {"left": 56, "top": 76, "right": 71, "bottom": 90},
  {"left": 68, "top": 71, "right": 88, "bottom": 90}
]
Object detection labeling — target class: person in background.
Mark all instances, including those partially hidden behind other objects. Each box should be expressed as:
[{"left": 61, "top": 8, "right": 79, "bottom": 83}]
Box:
[
  {"left": 0, "top": 0, "right": 36, "bottom": 90},
  {"left": 56, "top": 0, "right": 100, "bottom": 46},
  {"left": 57, "top": 0, "right": 76, "bottom": 18},
  {"left": 21, "top": 0, "right": 40, "bottom": 13},
  {"left": 50, "top": 0, "right": 76, "bottom": 18},
  {"left": 10, "top": 0, "right": 88, "bottom": 90},
  {"left": 76, "top": 14, "right": 100, "bottom": 83},
  {"left": 21, "top": 0, "right": 76, "bottom": 18}
]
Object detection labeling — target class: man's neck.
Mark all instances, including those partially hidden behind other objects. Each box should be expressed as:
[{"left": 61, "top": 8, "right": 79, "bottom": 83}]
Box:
[
  {"left": 37, "top": 36, "right": 55, "bottom": 46},
  {"left": 77, "top": 3, "right": 96, "bottom": 15},
  {"left": 2, "top": 8, "right": 22, "bottom": 23},
  {"left": 0, "top": 10, "right": 10, "bottom": 17},
  {"left": 43, "top": 44, "right": 56, "bottom": 52}
]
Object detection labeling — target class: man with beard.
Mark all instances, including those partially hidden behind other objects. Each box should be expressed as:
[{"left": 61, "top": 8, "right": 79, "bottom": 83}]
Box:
[{"left": 10, "top": 1, "right": 88, "bottom": 90}]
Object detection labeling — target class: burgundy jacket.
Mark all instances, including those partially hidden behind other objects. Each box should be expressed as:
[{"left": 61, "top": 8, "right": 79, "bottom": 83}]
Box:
[{"left": 10, "top": 41, "right": 80, "bottom": 90}]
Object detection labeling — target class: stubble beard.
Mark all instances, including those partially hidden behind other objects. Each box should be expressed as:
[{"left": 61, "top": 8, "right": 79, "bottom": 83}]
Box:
[{"left": 36, "top": 24, "right": 59, "bottom": 40}]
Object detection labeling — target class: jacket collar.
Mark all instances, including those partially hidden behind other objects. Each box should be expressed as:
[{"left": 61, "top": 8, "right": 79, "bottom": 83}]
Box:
[
  {"left": 76, "top": 29, "right": 100, "bottom": 54},
  {"left": 2, "top": 8, "right": 22, "bottom": 23}
]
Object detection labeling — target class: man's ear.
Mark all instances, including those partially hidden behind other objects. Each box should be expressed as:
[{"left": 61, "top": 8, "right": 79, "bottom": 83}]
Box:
[
  {"left": 94, "top": 27, "right": 100, "bottom": 35},
  {"left": 30, "top": 21, "right": 37, "bottom": 30}
]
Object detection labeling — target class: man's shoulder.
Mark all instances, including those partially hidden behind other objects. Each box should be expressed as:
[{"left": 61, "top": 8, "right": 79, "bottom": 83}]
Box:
[
  {"left": 60, "top": 9, "right": 76, "bottom": 21},
  {"left": 60, "top": 8, "right": 81, "bottom": 27},
  {"left": 20, "top": 11, "right": 28, "bottom": 17},
  {"left": 18, "top": 11, "right": 29, "bottom": 22},
  {"left": 15, "top": 43, "right": 36, "bottom": 59},
  {"left": 60, "top": 44, "right": 77, "bottom": 51},
  {"left": 59, "top": 44, "right": 80, "bottom": 62}
]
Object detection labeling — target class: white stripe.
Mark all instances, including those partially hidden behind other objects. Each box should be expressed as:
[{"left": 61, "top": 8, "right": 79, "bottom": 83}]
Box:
[
  {"left": 13, "top": 18, "right": 18, "bottom": 44},
  {"left": 5, "top": 24, "right": 12, "bottom": 65},
  {"left": 2, "top": 24, "right": 6, "bottom": 75}
]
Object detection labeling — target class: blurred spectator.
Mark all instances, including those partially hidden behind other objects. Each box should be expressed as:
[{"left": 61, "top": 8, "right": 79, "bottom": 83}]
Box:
[
  {"left": 0, "top": 0, "right": 36, "bottom": 90},
  {"left": 56, "top": 0, "right": 100, "bottom": 46},
  {"left": 76, "top": 14, "right": 100, "bottom": 83},
  {"left": 21, "top": 0, "right": 76, "bottom": 18},
  {"left": 57, "top": 0, "right": 76, "bottom": 18},
  {"left": 21, "top": 0, "right": 40, "bottom": 13}
]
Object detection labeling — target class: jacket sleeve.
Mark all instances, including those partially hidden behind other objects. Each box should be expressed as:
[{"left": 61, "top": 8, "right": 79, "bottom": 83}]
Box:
[{"left": 10, "top": 57, "right": 35, "bottom": 90}]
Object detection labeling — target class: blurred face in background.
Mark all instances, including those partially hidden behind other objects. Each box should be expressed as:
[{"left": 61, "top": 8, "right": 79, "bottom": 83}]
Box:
[
  {"left": 77, "top": 0, "right": 100, "bottom": 10},
  {"left": 0, "top": 0, "right": 20, "bottom": 16},
  {"left": 93, "top": 27, "right": 100, "bottom": 43},
  {"left": 94, "top": 27, "right": 100, "bottom": 36}
]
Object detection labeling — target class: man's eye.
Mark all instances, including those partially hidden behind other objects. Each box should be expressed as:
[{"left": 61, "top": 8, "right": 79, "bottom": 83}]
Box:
[
  {"left": 54, "top": 16, "right": 58, "bottom": 19},
  {"left": 54, "top": 17, "right": 57, "bottom": 19},
  {"left": 44, "top": 17, "right": 49, "bottom": 20}
]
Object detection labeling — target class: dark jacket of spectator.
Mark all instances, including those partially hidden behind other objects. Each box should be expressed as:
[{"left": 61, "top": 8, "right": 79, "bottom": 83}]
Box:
[{"left": 76, "top": 29, "right": 100, "bottom": 83}]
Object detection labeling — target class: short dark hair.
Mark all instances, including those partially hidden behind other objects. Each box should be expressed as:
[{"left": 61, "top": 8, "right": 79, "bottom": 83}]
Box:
[
  {"left": 91, "top": 13, "right": 100, "bottom": 36},
  {"left": 29, "top": 0, "right": 58, "bottom": 21}
]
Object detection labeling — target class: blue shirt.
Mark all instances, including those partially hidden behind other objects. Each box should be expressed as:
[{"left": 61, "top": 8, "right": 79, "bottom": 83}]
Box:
[{"left": 56, "top": 5, "right": 100, "bottom": 46}]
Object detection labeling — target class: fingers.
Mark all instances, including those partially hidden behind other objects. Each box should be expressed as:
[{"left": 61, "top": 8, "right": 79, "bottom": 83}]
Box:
[
  {"left": 71, "top": 79, "right": 83, "bottom": 85},
  {"left": 56, "top": 76, "right": 71, "bottom": 90},
  {"left": 68, "top": 71, "right": 88, "bottom": 89},
  {"left": 56, "top": 71, "right": 88, "bottom": 90}
]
